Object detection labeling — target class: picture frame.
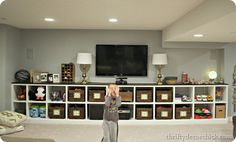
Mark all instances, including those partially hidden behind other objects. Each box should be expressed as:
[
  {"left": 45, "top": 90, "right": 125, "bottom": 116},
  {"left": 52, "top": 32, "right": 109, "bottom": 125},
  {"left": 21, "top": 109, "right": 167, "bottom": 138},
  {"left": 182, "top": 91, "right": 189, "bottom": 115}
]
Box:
[
  {"left": 33, "top": 72, "right": 41, "bottom": 83},
  {"left": 47, "top": 74, "right": 53, "bottom": 83},
  {"left": 40, "top": 72, "right": 48, "bottom": 83},
  {"left": 53, "top": 74, "right": 60, "bottom": 83}
]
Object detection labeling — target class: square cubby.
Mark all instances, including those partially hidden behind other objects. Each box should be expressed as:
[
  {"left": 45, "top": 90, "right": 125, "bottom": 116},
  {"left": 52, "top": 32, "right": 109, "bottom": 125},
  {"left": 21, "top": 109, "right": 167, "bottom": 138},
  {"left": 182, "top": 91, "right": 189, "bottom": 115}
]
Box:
[
  {"left": 48, "top": 86, "right": 66, "bottom": 102},
  {"left": 136, "top": 87, "right": 153, "bottom": 102},
  {"left": 156, "top": 87, "right": 173, "bottom": 102},
  {"left": 175, "top": 87, "right": 193, "bottom": 102},
  {"left": 68, "top": 104, "right": 85, "bottom": 119},
  {"left": 119, "top": 104, "right": 133, "bottom": 120},
  {"left": 175, "top": 104, "right": 192, "bottom": 119},
  {"left": 194, "top": 87, "right": 214, "bottom": 102},
  {"left": 68, "top": 86, "right": 85, "bottom": 102},
  {"left": 136, "top": 105, "right": 153, "bottom": 120},
  {"left": 28, "top": 85, "right": 46, "bottom": 101},
  {"left": 156, "top": 104, "right": 173, "bottom": 120},
  {"left": 194, "top": 104, "right": 213, "bottom": 119}
]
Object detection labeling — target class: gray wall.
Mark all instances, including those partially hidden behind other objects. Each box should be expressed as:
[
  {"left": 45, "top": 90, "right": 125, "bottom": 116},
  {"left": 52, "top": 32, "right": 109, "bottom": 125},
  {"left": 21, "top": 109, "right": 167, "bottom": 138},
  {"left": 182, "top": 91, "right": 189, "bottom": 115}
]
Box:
[
  {"left": 0, "top": 25, "right": 7, "bottom": 111},
  {"left": 224, "top": 43, "right": 236, "bottom": 116},
  {"left": 0, "top": 27, "right": 226, "bottom": 112},
  {"left": 21, "top": 29, "right": 223, "bottom": 83},
  {"left": 0, "top": 24, "right": 22, "bottom": 111}
]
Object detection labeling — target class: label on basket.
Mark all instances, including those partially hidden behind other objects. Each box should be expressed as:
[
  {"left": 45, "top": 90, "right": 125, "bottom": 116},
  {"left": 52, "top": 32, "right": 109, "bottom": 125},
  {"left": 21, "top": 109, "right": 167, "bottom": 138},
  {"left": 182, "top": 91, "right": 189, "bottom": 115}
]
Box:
[
  {"left": 141, "top": 111, "right": 148, "bottom": 117},
  {"left": 161, "top": 94, "right": 168, "bottom": 100},
  {"left": 53, "top": 109, "right": 60, "bottom": 116},
  {"left": 73, "top": 110, "right": 80, "bottom": 116},
  {"left": 180, "top": 111, "right": 187, "bottom": 117},
  {"left": 94, "top": 93, "right": 101, "bottom": 99},
  {"left": 161, "top": 111, "right": 168, "bottom": 117},
  {"left": 141, "top": 94, "right": 148, "bottom": 100},
  {"left": 74, "top": 92, "right": 81, "bottom": 99}
]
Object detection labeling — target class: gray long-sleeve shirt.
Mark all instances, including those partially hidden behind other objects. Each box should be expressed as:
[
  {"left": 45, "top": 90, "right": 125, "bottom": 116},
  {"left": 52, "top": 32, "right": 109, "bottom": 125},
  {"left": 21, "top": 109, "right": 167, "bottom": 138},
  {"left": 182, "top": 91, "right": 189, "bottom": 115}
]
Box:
[{"left": 103, "top": 95, "right": 121, "bottom": 122}]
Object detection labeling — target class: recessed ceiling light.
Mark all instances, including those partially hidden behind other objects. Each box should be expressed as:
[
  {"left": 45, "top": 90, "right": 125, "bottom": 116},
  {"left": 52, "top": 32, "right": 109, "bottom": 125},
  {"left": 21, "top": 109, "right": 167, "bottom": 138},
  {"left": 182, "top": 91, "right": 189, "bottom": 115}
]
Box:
[
  {"left": 44, "top": 18, "right": 55, "bottom": 22},
  {"left": 0, "top": 0, "right": 5, "bottom": 5},
  {"left": 193, "top": 34, "right": 204, "bottom": 37},
  {"left": 231, "top": 0, "right": 236, "bottom": 5},
  {"left": 109, "top": 18, "right": 118, "bottom": 23}
]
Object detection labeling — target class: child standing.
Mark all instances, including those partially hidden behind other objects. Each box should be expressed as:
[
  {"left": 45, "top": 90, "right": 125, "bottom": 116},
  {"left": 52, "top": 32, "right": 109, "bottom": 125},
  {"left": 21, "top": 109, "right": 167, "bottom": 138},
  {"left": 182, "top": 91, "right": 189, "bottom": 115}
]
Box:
[{"left": 101, "top": 84, "right": 121, "bottom": 142}]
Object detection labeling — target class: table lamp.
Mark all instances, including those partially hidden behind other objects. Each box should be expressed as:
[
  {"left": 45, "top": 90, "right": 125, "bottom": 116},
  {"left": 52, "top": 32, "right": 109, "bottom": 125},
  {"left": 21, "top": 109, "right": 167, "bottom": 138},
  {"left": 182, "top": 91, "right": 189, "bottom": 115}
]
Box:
[
  {"left": 152, "top": 53, "right": 168, "bottom": 85},
  {"left": 208, "top": 70, "right": 217, "bottom": 84},
  {"left": 77, "top": 53, "right": 92, "bottom": 84}
]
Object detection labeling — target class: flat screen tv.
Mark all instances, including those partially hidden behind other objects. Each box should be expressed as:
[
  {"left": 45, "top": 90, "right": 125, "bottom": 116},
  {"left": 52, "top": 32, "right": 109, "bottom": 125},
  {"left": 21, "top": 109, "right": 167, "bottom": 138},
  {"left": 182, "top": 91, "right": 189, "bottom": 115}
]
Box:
[{"left": 96, "top": 44, "right": 148, "bottom": 76}]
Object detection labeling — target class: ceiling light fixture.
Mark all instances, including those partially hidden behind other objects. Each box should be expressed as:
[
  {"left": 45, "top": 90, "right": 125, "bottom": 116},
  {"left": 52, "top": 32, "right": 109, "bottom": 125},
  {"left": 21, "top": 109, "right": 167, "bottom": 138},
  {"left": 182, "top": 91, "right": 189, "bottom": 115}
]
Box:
[
  {"left": 0, "top": 0, "right": 5, "bottom": 5},
  {"left": 193, "top": 34, "right": 204, "bottom": 37},
  {"left": 231, "top": 0, "right": 236, "bottom": 5},
  {"left": 44, "top": 18, "right": 55, "bottom": 22},
  {"left": 109, "top": 18, "right": 118, "bottom": 23}
]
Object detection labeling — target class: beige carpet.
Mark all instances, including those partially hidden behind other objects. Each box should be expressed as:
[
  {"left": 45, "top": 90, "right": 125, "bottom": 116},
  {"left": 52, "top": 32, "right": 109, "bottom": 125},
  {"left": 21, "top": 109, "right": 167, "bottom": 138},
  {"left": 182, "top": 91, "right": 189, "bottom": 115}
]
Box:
[{"left": 6, "top": 122, "right": 234, "bottom": 142}]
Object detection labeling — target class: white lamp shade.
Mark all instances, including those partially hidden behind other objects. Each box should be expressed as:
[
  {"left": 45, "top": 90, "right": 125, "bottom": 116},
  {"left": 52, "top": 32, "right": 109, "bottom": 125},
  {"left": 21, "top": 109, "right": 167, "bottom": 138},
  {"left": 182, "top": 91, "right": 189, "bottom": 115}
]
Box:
[
  {"left": 152, "top": 53, "right": 168, "bottom": 65},
  {"left": 77, "top": 53, "right": 92, "bottom": 64}
]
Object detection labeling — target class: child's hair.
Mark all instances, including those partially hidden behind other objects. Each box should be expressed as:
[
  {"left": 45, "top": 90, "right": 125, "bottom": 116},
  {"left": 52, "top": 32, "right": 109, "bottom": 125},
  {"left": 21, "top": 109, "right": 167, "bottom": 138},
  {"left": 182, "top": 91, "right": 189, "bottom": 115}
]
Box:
[{"left": 108, "top": 83, "right": 116, "bottom": 88}]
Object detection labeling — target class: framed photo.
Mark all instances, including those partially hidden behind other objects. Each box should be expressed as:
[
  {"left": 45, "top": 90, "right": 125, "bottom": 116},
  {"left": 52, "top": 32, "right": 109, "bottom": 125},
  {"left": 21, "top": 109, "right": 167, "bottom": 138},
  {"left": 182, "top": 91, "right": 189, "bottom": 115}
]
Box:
[
  {"left": 40, "top": 72, "right": 48, "bottom": 83},
  {"left": 33, "top": 72, "right": 41, "bottom": 83},
  {"left": 47, "top": 74, "right": 53, "bottom": 83},
  {"left": 53, "top": 74, "right": 60, "bottom": 83}
]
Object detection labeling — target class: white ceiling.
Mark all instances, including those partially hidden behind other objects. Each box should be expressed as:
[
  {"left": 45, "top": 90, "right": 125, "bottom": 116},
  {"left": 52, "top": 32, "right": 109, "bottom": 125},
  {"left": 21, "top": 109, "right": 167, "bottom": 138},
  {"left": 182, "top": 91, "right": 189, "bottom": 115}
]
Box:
[
  {"left": 0, "top": 0, "right": 236, "bottom": 43},
  {"left": 0, "top": 0, "right": 205, "bottom": 29}
]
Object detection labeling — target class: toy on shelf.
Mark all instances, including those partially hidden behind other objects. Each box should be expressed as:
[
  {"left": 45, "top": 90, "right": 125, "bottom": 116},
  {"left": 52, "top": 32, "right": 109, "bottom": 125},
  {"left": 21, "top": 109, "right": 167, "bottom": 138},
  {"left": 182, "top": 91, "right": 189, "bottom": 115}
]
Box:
[
  {"left": 29, "top": 105, "right": 39, "bottom": 118},
  {"left": 201, "top": 95, "right": 207, "bottom": 102},
  {"left": 50, "top": 91, "right": 65, "bottom": 101},
  {"left": 182, "top": 95, "right": 191, "bottom": 102},
  {"left": 194, "top": 107, "right": 212, "bottom": 119},
  {"left": 30, "top": 104, "right": 46, "bottom": 118},
  {"left": 16, "top": 86, "right": 26, "bottom": 100},
  {"left": 39, "top": 105, "right": 46, "bottom": 118},
  {"left": 35, "top": 87, "right": 46, "bottom": 101},
  {"left": 195, "top": 95, "right": 213, "bottom": 102},
  {"left": 215, "top": 88, "right": 223, "bottom": 101},
  {"left": 207, "top": 95, "right": 213, "bottom": 101}
]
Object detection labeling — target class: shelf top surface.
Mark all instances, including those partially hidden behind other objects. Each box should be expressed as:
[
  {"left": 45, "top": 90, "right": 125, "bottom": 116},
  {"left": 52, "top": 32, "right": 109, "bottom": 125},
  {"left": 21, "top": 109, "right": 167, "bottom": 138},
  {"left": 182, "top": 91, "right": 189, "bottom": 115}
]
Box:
[{"left": 11, "top": 82, "right": 228, "bottom": 86}]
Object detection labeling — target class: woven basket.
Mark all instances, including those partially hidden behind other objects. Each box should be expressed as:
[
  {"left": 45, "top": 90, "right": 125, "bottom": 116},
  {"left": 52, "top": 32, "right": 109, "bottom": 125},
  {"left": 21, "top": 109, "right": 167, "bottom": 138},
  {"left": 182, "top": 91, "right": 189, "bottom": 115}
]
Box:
[
  {"left": 88, "top": 90, "right": 105, "bottom": 102},
  {"left": 156, "top": 106, "right": 173, "bottom": 119},
  {"left": 48, "top": 105, "right": 65, "bottom": 119},
  {"left": 156, "top": 90, "right": 173, "bottom": 102},
  {"left": 68, "top": 88, "right": 85, "bottom": 102},
  {"left": 119, "top": 92, "right": 133, "bottom": 102},
  {"left": 136, "top": 90, "right": 153, "bottom": 102},
  {"left": 68, "top": 106, "right": 85, "bottom": 119},
  {"left": 136, "top": 108, "right": 153, "bottom": 120},
  {"left": 175, "top": 107, "right": 191, "bottom": 119}
]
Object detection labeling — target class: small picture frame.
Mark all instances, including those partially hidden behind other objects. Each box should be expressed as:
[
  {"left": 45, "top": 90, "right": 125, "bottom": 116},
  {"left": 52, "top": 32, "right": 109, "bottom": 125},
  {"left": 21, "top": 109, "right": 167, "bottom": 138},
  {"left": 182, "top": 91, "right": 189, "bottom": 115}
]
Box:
[
  {"left": 47, "top": 74, "right": 53, "bottom": 83},
  {"left": 33, "top": 72, "right": 41, "bottom": 83},
  {"left": 53, "top": 74, "right": 60, "bottom": 83},
  {"left": 40, "top": 73, "right": 48, "bottom": 83}
]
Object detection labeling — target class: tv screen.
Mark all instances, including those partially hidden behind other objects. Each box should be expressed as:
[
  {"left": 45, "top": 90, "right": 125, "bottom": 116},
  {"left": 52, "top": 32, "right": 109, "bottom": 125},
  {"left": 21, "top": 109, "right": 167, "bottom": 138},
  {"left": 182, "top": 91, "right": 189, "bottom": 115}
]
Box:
[{"left": 96, "top": 44, "right": 148, "bottom": 76}]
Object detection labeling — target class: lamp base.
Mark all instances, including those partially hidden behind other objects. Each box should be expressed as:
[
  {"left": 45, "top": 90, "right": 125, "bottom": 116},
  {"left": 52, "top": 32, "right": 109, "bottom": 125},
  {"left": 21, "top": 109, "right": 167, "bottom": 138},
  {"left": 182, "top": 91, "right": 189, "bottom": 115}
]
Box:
[
  {"left": 157, "top": 81, "right": 163, "bottom": 85},
  {"left": 157, "top": 72, "right": 163, "bottom": 85},
  {"left": 209, "top": 79, "right": 215, "bottom": 84},
  {"left": 81, "top": 79, "right": 88, "bottom": 84},
  {"left": 80, "top": 64, "right": 90, "bottom": 84}
]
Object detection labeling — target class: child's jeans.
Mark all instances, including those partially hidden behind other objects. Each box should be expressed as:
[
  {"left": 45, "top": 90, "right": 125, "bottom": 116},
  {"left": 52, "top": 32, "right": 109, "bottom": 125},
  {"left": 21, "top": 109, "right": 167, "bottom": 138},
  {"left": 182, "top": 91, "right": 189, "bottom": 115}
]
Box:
[{"left": 102, "top": 120, "right": 118, "bottom": 142}]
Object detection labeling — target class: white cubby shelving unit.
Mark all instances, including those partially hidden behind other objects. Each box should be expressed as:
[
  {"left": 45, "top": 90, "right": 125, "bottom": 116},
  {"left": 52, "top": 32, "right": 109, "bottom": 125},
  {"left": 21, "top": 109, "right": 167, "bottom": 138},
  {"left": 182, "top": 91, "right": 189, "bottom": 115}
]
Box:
[{"left": 11, "top": 83, "right": 228, "bottom": 124}]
